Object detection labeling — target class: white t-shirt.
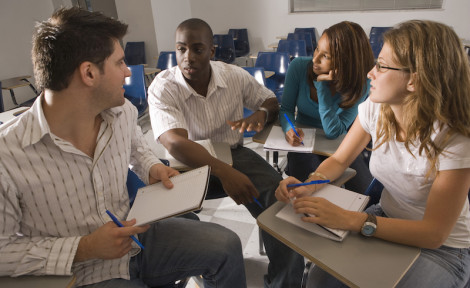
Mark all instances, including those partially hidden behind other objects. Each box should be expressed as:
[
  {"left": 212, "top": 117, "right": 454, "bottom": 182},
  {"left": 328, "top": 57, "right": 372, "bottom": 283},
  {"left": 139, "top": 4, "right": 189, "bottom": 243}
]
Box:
[{"left": 359, "top": 98, "right": 470, "bottom": 248}]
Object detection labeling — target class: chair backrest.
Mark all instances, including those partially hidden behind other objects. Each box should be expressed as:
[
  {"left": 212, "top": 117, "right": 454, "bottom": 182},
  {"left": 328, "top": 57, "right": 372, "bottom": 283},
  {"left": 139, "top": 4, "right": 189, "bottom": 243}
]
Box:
[
  {"left": 124, "top": 41, "right": 146, "bottom": 65},
  {"left": 126, "top": 169, "right": 146, "bottom": 207},
  {"left": 242, "top": 66, "right": 266, "bottom": 137},
  {"left": 364, "top": 178, "right": 384, "bottom": 208},
  {"left": 369, "top": 27, "right": 392, "bottom": 59},
  {"left": 287, "top": 33, "right": 313, "bottom": 56},
  {"left": 276, "top": 39, "right": 308, "bottom": 60},
  {"left": 228, "top": 28, "right": 250, "bottom": 57},
  {"left": 213, "top": 34, "right": 236, "bottom": 63},
  {"left": 0, "top": 81, "right": 4, "bottom": 113},
  {"left": 294, "top": 27, "right": 317, "bottom": 49},
  {"left": 255, "top": 52, "right": 290, "bottom": 102},
  {"left": 156, "top": 51, "right": 177, "bottom": 70},
  {"left": 124, "top": 65, "right": 147, "bottom": 117}
]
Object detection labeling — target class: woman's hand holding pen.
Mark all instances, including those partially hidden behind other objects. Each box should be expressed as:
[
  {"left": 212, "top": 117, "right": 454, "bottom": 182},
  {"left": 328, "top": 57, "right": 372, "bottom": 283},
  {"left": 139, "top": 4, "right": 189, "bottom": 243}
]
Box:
[
  {"left": 275, "top": 176, "right": 316, "bottom": 203},
  {"left": 285, "top": 128, "right": 304, "bottom": 146}
]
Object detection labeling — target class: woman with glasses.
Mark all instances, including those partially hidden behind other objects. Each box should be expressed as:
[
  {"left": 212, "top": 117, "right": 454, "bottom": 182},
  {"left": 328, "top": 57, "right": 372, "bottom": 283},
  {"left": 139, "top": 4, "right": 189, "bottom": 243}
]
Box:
[
  {"left": 276, "top": 20, "right": 470, "bottom": 287},
  {"left": 279, "top": 21, "right": 374, "bottom": 194}
]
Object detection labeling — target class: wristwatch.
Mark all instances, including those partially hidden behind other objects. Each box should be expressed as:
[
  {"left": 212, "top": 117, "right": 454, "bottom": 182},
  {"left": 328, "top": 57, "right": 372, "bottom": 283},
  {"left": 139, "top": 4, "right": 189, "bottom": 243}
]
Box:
[{"left": 361, "top": 213, "right": 377, "bottom": 237}]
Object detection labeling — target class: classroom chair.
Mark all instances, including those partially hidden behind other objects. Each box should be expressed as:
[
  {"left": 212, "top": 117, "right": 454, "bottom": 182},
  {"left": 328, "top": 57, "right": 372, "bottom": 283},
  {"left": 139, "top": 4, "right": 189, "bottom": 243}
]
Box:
[
  {"left": 287, "top": 32, "right": 314, "bottom": 56},
  {"left": 125, "top": 41, "right": 146, "bottom": 65},
  {"left": 228, "top": 28, "right": 250, "bottom": 58},
  {"left": 156, "top": 51, "right": 177, "bottom": 71},
  {"left": 254, "top": 52, "right": 290, "bottom": 103},
  {"left": 124, "top": 65, "right": 148, "bottom": 118},
  {"left": 242, "top": 67, "right": 267, "bottom": 137},
  {"left": 213, "top": 34, "right": 236, "bottom": 64},
  {"left": 276, "top": 39, "right": 308, "bottom": 61},
  {"left": 294, "top": 27, "right": 317, "bottom": 50},
  {"left": 369, "top": 26, "right": 392, "bottom": 59}
]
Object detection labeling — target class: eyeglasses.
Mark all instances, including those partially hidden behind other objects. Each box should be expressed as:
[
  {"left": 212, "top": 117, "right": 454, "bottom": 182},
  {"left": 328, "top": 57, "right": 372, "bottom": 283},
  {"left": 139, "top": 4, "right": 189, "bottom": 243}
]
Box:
[{"left": 375, "top": 61, "right": 410, "bottom": 73}]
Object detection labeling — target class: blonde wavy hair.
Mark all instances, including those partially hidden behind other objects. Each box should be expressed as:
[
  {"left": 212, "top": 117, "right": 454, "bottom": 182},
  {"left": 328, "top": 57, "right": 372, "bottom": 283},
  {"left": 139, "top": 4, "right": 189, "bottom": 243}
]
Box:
[{"left": 375, "top": 20, "right": 470, "bottom": 176}]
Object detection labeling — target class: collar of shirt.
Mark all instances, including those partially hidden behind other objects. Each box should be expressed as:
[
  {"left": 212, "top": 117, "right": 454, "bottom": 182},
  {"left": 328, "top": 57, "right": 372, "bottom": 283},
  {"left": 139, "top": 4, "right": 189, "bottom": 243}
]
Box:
[
  {"left": 21, "top": 94, "right": 124, "bottom": 149},
  {"left": 174, "top": 61, "right": 228, "bottom": 100}
]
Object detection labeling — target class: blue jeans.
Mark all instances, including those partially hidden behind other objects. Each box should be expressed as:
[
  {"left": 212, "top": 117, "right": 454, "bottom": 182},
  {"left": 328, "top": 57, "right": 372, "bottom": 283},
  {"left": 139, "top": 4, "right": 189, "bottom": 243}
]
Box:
[
  {"left": 286, "top": 152, "right": 373, "bottom": 194},
  {"left": 307, "top": 204, "right": 470, "bottom": 288},
  {"left": 79, "top": 217, "right": 246, "bottom": 288},
  {"left": 207, "top": 146, "right": 305, "bottom": 288}
]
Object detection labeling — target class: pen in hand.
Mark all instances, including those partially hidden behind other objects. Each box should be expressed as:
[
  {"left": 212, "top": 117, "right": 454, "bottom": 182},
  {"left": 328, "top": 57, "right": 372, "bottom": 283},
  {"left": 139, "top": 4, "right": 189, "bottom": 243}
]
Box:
[
  {"left": 287, "top": 179, "right": 330, "bottom": 188},
  {"left": 283, "top": 114, "right": 304, "bottom": 146},
  {"left": 105, "top": 210, "right": 145, "bottom": 250}
]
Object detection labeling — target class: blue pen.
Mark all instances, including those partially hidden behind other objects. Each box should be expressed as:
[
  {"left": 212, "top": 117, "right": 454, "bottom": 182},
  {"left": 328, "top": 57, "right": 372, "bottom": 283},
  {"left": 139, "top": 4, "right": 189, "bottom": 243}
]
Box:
[
  {"left": 287, "top": 179, "right": 330, "bottom": 188},
  {"left": 283, "top": 113, "right": 304, "bottom": 146},
  {"left": 253, "top": 197, "right": 264, "bottom": 209},
  {"left": 105, "top": 210, "right": 145, "bottom": 250}
]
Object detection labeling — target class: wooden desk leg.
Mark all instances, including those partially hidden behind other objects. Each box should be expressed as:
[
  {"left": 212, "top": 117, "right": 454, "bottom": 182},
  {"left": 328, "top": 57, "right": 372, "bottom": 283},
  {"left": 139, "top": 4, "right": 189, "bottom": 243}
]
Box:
[{"left": 20, "top": 78, "right": 39, "bottom": 96}]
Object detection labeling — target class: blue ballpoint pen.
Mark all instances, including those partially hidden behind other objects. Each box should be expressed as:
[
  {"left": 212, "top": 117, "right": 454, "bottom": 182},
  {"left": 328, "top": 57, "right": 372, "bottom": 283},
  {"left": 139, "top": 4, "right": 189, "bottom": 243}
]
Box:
[
  {"left": 253, "top": 197, "right": 264, "bottom": 209},
  {"left": 105, "top": 210, "right": 145, "bottom": 250},
  {"left": 287, "top": 179, "right": 330, "bottom": 188},
  {"left": 283, "top": 113, "right": 304, "bottom": 146}
]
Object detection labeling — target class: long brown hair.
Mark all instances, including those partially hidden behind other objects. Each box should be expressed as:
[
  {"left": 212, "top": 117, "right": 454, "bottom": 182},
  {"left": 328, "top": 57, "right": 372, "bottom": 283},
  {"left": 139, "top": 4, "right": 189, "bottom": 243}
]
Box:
[
  {"left": 308, "top": 21, "right": 374, "bottom": 108},
  {"left": 375, "top": 20, "right": 470, "bottom": 176}
]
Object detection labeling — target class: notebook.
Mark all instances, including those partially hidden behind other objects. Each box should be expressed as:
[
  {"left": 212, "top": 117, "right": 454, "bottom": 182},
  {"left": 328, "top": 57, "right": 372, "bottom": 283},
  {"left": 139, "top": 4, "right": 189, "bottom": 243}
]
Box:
[
  {"left": 263, "top": 125, "right": 316, "bottom": 153},
  {"left": 276, "top": 184, "right": 370, "bottom": 241},
  {"left": 144, "top": 131, "right": 217, "bottom": 170},
  {"left": 126, "top": 165, "right": 211, "bottom": 226}
]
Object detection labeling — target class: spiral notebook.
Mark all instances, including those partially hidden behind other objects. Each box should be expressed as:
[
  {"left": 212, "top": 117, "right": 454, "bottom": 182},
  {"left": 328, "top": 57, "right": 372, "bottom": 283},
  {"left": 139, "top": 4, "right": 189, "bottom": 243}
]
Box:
[
  {"left": 126, "top": 165, "right": 211, "bottom": 226},
  {"left": 276, "top": 184, "right": 370, "bottom": 241}
]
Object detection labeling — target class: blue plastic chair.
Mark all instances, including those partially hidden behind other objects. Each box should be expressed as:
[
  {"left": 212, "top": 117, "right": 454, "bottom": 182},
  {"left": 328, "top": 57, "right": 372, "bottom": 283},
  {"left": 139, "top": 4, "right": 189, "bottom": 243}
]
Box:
[
  {"left": 276, "top": 39, "right": 308, "bottom": 61},
  {"left": 294, "top": 27, "right": 317, "bottom": 50},
  {"left": 213, "top": 34, "right": 236, "bottom": 64},
  {"left": 255, "top": 52, "right": 290, "bottom": 102},
  {"left": 228, "top": 28, "right": 250, "bottom": 58},
  {"left": 242, "top": 67, "right": 267, "bottom": 137},
  {"left": 369, "top": 27, "right": 392, "bottom": 59},
  {"left": 157, "top": 51, "right": 177, "bottom": 71},
  {"left": 124, "top": 41, "right": 146, "bottom": 65},
  {"left": 287, "top": 33, "right": 314, "bottom": 56},
  {"left": 124, "top": 65, "right": 147, "bottom": 117}
]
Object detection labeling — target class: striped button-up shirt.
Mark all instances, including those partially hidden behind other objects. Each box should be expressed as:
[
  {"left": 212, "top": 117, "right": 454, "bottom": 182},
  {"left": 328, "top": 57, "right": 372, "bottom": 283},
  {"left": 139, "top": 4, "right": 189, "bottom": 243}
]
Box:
[
  {"left": 148, "top": 61, "right": 276, "bottom": 147},
  {"left": 0, "top": 97, "right": 160, "bottom": 286}
]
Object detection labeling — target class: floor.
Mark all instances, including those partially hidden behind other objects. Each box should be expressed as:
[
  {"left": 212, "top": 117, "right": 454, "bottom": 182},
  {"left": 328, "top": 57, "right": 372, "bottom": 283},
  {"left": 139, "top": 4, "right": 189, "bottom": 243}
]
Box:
[{"left": 185, "top": 138, "right": 287, "bottom": 288}]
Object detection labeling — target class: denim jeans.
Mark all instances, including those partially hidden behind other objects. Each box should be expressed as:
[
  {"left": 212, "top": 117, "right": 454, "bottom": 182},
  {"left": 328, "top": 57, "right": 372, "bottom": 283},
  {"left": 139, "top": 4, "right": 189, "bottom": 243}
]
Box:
[
  {"left": 306, "top": 204, "right": 470, "bottom": 288},
  {"left": 286, "top": 152, "right": 373, "bottom": 194},
  {"left": 79, "top": 217, "right": 246, "bottom": 288},
  {"left": 207, "top": 146, "right": 305, "bottom": 288}
]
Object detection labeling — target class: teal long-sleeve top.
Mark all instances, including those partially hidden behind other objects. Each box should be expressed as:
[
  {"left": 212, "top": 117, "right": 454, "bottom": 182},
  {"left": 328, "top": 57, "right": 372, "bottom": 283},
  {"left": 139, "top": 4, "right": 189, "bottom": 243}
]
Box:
[{"left": 280, "top": 57, "right": 370, "bottom": 139}]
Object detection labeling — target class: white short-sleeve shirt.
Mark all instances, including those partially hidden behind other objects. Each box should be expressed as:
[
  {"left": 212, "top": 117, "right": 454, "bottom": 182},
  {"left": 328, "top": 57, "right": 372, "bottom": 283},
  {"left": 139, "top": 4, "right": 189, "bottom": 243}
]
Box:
[
  {"left": 148, "top": 61, "right": 276, "bottom": 147},
  {"left": 359, "top": 98, "right": 470, "bottom": 248}
]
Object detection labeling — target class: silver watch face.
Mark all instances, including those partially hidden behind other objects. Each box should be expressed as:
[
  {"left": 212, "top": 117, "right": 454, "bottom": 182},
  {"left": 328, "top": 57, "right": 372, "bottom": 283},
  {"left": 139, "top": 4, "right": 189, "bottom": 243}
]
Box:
[{"left": 362, "top": 222, "right": 376, "bottom": 236}]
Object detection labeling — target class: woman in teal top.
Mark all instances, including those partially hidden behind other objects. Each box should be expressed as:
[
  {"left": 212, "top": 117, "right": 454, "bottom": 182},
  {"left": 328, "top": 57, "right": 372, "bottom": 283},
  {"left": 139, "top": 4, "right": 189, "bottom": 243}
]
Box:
[{"left": 279, "top": 21, "right": 374, "bottom": 193}]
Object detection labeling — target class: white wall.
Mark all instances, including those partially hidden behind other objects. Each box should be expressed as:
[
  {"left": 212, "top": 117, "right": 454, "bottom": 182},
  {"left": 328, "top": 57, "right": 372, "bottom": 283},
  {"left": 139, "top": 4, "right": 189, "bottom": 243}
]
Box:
[
  {"left": 115, "top": 0, "right": 158, "bottom": 67},
  {"left": 150, "top": 0, "right": 191, "bottom": 53},
  {"left": 188, "top": 0, "right": 470, "bottom": 55}
]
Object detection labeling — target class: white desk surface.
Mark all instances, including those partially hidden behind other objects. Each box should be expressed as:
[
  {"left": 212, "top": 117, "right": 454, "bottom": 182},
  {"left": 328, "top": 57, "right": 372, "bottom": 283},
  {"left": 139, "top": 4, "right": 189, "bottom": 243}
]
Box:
[
  {"left": 0, "top": 106, "right": 29, "bottom": 124},
  {"left": 253, "top": 122, "right": 345, "bottom": 157},
  {"left": 257, "top": 202, "right": 420, "bottom": 288}
]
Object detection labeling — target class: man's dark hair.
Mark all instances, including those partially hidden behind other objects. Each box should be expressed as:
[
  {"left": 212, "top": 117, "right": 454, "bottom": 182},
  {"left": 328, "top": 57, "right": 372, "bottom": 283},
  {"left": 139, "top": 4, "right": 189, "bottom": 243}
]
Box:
[
  {"left": 176, "top": 18, "right": 213, "bottom": 46},
  {"left": 32, "top": 7, "right": 128, "bottom": 91}
]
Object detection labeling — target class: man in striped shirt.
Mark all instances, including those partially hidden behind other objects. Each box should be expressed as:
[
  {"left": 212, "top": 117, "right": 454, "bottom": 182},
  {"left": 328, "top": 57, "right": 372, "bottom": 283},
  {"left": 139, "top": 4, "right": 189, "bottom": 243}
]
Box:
[
  {"left": 0, "top": 8, "right": 246, "bottom": 287},
  {"left": 149, "top": 18, "right": 305, "bottom": 288}
]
